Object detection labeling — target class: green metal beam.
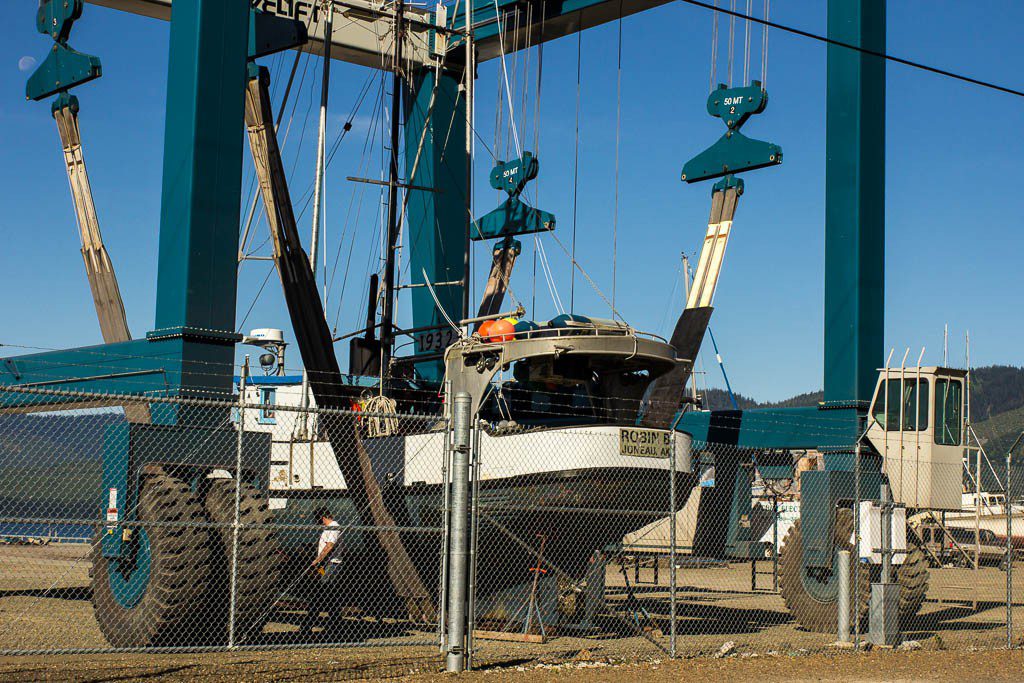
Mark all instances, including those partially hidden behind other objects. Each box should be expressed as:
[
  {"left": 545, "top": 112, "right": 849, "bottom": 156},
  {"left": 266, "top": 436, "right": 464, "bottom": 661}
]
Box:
[
  {"left": 678, "top": 406, "right": 860, "bottom": 451},
  {"left": 404, "top": 69, "right": 469, "bottom": 381},
  {"left": 823, "top": 0, "right": 885, "bottom": 408},
  {"left": 152, "top": 0, "right": 249, "bottom": 342},
  {"left": 454, "top": 0, "right": 674, "bottom": 62}
]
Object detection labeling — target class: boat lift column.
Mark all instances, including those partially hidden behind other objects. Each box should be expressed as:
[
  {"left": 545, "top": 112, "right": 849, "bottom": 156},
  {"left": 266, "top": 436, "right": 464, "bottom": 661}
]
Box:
[{"left": 824, "top": 0, "right": 886, "bottom": 411}]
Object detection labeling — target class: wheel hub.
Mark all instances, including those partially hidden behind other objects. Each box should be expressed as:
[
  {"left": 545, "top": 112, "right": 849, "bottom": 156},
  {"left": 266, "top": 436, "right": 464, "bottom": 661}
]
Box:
[{"left": 107, "top": 529, "right": 152, "bottom": 609}]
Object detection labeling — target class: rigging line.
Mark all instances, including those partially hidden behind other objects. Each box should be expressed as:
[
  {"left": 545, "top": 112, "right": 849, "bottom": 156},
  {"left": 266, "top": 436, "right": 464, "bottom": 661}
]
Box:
[
  {"left": 520, "top": 3, "right": 532, "bottom": 151},
  {"left": 727, "top": 0, "right": 735, "bottom": 87},
  {"left": 494, "top": 0, "right": 523, "bottom": 157},
  {"left": 680, "top": 0, "right": 1024, "bottom": 99},
  {"left": 493, "top": 11, "right": 506, "bottom": 163},
  {"left": 292, "top": 76, "right": 379, "bottom": 224},
  {"left": 238, "top": 51, "right": 282, "bottom": 243},
  {"left": 531, "top": 0, "right": 546, "bottom": 318},
  {"left": 548, "top": 228, "right": 627, "bottom": 325},
  {"left": 249, "top": 68, "right": 375, "bottom": 262},
  {"left": 657, "top": 258, "right": 683, "bottom": 334},
  {"left": 243, "top": 53, "right": 320, "bottom": 258},
  {"left": 391, "top": 92, "right": 526, "bottom": 311},
  {"left": 238, "top": 263, "right": 277, "bottom": 331},
  {"left": 742, "top": 0, "right": 752, "bottom": 84},
  {"left": 325, "top": 75, "right": 384, "bottom": 285},
  {"left": 612, "top": 0, "right": 622, "bottom": 317},
  {"left": 239, "top": 49, "right": 307, "bottom": 260},
  {"left": 536, "top": 237, "right": 565, "bottom": 314},
  {"left": 569, "top": 28, "right": 582, "bottom": 313},
  {"left": 709, "top": 0, "right": 719, "bottom": 91},
  {"left": 331, "top": 83, "right": 386, "bottom": 332},
  {"left": 761, "top": 0, "right": 769, "bottom": 88},
  {"left": 506, "top": 6, "right": 519, "bottom": 161}
]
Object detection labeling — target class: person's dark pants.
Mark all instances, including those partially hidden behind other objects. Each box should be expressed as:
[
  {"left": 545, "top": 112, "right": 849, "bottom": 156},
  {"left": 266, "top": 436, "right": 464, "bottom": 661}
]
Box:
[{"left": 307, "top": 562, "right": 342, "bottom": 630}]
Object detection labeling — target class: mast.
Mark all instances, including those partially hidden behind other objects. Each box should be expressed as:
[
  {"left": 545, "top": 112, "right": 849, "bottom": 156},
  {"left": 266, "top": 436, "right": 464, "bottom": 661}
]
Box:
[
  {"left": 379, "top": 0, "right": 406, "bottom": 379},
  {"left": 462, "top": 0, "right": 475, "bottom": 325},
  {"left": 310, "top": 0, "right": 334, "bottom": 278}
]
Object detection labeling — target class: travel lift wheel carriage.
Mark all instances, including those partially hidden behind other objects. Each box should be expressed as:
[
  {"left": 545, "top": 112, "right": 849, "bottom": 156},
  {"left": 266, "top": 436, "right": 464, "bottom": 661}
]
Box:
[{"left": 6, "top": 0, "right": 956, "bottom": 646}]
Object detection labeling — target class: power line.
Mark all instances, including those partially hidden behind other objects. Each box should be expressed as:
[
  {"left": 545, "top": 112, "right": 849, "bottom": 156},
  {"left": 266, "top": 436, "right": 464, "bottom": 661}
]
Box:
[{"left": 679, "top": 0, "right": 1024, "bottom": 99}]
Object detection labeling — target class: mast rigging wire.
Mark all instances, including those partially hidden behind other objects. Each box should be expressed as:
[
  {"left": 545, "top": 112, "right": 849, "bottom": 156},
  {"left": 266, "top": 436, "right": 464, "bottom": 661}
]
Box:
[
  {"left": 569, "top": 28, "right": 582, "bottom": 313},
  {"left": 709, "top": 0, "right": 719, "bottom": 90},
  {"left": 742, "top": 0, "right": 752, "bottom": 84},
  {"left": 493, "top": 0, "right": 523, "bottom": 157},
  {"left": 612, "top": 1, "right": 622, "bottom": 317},
  {"left": 727, "top": 0, "right": 735, "bottom": 86}
]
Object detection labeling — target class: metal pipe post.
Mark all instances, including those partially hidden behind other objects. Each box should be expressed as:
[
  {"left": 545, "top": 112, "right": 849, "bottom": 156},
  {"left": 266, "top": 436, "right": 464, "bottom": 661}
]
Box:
[
  {"left": 228, "top": 357, "right": 249, "bottom": 649},
  {"left": 853, "top": 437, "right": 862, "bottom": 646},
  {"left": 445, "top": 392, "right": 472, "bottom": 673},
  {"left": 837, "top": 550, "right": 851, "bottom": 644},
  {"left": 772, "top": 494, "right": 779, "bottom": 592},
  {"left": 1007, "top": 445, "right": 1013, "bottom": 649},
  {"left": 466, "top": 419, "right": 482, "bottom": 670},
  {"left": 669, "top": 430, "right": 679, "bottom": 658},
  {"left": 1007, "top": 433, "right": 1024, "bottom": 648},
  {"left": 880, "top": 484, "right": 892, "bottom": 584}
]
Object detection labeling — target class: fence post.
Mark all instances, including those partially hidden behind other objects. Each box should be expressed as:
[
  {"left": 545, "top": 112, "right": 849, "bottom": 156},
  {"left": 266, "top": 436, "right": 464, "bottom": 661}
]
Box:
[
  {"left": 838, "top": 550, "right": 851, "bottom": 644},
  {"left": 669, "top": 429, "right": 678, "bottom": 659},
  {"left": 465, "top": 419, "right": 482, "bottom": 670},
  {"left": 1008, "top": 433, "right": 1024, "bottom": 649},
  {"left": 228, "top": 357, "right": 249, "bottom": 649},
  {"left": 445, "top": 391, "right": 472, "bottom": 673},
  {"left": 853, "top": 437, "right": 861, "bottom": 648}
]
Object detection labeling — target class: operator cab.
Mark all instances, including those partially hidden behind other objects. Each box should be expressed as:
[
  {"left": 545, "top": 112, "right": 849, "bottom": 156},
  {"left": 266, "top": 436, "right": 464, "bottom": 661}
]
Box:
[{"left": 865, "top": 366, "right": 966, "bottom": 510}]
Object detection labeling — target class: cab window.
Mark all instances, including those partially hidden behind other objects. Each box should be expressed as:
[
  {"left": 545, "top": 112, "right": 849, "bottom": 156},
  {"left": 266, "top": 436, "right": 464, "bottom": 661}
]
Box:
[
  {"left": 872, "top": 378, "right": 928, "bottom": 431},
  {"left": 934, "top": 378, "right": 963, "bottom": 446}
]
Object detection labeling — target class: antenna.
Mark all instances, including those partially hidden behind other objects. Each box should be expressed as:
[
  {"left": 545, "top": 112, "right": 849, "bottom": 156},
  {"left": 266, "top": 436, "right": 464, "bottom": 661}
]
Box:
[{"left": 943, "top": 323, "right": 948, "bottom": 366}]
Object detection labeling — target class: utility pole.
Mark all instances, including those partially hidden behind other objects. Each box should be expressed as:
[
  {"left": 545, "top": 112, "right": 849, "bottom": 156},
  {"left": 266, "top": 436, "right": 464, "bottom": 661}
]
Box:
[{"left": 380, "top": 0, "right": 406, "bottom": 382}]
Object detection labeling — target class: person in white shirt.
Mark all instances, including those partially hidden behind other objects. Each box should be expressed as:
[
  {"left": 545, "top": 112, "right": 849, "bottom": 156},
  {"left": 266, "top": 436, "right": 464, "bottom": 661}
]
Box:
[
  {"left": 310, "top": 506, "right": 342, "bottom": 574},
  {"left": 307, "top": 506, "right": 342, "bottom": 631}
]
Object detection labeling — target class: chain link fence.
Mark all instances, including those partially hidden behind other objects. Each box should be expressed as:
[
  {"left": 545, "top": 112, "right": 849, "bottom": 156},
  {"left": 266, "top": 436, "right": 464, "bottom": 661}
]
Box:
[
  {"left": 0, "top": 383, "right": 445, "bottom": 655},
  {"left": 0, "top": 382, "right": 1022, "bottom": 669}
]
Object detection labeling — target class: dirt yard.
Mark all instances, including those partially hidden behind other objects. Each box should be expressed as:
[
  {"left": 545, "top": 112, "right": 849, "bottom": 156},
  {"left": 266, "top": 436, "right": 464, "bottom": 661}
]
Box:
[
  {"left": 1, "top": 543, "right": 1022, "bottom": 680},
  {"left": 1, "top": 646, "right": 1023, "bottom": 682}
]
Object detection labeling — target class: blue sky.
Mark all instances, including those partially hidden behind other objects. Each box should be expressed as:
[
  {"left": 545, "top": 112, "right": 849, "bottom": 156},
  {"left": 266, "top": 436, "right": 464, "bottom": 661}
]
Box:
[{"left": 1, "top": 1, "right": 1022, "bottom": 401}]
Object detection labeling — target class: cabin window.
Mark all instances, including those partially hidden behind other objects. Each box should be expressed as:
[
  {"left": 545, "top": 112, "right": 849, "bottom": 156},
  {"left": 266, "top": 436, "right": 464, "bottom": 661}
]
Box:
[
  {"left": 258, "top": 388, "right": 277, "bottom": 425},
  {"left": 934, "top": 378, "right": 962, "bottom": 446},
  {"left": 872, "top": 378, "right": 928, "bottom": 431}
]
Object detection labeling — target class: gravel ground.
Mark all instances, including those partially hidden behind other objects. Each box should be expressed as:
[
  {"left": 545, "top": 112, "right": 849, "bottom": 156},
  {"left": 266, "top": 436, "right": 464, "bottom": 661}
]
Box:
[
  {"left": 1, "top": 645, "right": 1023, "bottom": 682},
  {"left": 1, "top": 544, "right": 1022, "bottom": 681}
]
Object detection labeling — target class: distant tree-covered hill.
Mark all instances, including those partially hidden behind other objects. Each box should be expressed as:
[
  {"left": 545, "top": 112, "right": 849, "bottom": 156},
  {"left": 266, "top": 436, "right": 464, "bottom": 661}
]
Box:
[{"left": 697, "top": 365, "right": 1024, "bottom": 457}]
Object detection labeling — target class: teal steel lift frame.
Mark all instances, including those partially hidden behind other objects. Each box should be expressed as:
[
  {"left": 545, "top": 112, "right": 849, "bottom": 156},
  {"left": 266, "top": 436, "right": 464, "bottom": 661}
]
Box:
[
  {"left": 4, "top": 0, "right": 886, "bottom": 579},
  {"left": 680, "top": 0, "right": 886, "bottom": 574}
]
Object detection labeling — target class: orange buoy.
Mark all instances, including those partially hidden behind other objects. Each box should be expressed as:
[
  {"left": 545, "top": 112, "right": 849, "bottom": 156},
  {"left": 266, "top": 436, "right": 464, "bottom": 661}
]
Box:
[
  {"left": 489, "top": 318, "right": 516, "bottom": 342},
  {"left": 478, "top": 319, "right": 496, "bottom": 339}
]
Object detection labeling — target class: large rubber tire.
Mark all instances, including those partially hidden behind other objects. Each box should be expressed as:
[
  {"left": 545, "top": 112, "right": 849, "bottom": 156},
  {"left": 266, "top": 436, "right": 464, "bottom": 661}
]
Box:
[
  {"left": 897, "top": 539, "right": 930, "bottom": 622},
  {"left": 202, "top": 478, "right": 284, "bottom": 644},
  {"left": 779, "top": 508, "right": 869, "bottom": 633},
  {"left": 90, "top": 472, "right": 212, "bottom": 647}
]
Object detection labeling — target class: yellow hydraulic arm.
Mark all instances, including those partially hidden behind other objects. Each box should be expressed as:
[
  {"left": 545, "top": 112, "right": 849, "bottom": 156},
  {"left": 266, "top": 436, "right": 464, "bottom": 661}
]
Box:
[
  {"left": 642, "top": 179, "right": 741, "bottom": 427},
  {"left": 54, "top": 98, "right": 131, "bottom": 344}
]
